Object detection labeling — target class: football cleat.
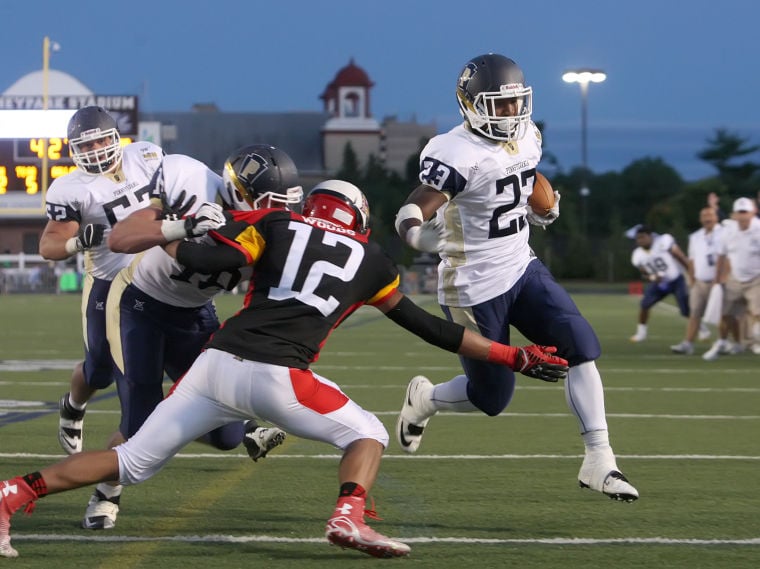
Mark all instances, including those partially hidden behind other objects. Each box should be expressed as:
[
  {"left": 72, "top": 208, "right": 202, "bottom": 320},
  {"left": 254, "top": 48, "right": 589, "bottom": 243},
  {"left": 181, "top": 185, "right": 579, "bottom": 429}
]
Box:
[
  {"left": 1, "top": 477, "right": 39, "bottom": 558},
  {"left": 629, "top": 332, "right": 647, "bottom": 343},
  {"left": 578, "top": 450, "right": 638, "bottom": 502},
  {"left": 396, "top": 376, "right": 436, "bottom": 453},
  {"left": 325, "top": 496, "right": 410, "bottom": 558},
  {"left": 81, "top": 489, "right": 120, "bottom": 530},
  {"left": 670, "top": 341, "right": 694, "bottom": 355},
  {"left": 698, "top": 324, "right": 712, "bottom": 341},
  {"left": 243, "top": 420, "right": 286, "bottom": 462},
  {"left": 751, "top": 344, "right": 760, "bottom": 355},
  {"left": 58, "top": 393, "right": 86, "bottom": 454}
]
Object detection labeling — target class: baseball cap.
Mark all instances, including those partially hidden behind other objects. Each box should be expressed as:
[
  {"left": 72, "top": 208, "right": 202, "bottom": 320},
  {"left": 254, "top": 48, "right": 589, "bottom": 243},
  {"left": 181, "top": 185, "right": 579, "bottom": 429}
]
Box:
[{"left": 732, "top": 197, "right": 756, "bottom": 213}]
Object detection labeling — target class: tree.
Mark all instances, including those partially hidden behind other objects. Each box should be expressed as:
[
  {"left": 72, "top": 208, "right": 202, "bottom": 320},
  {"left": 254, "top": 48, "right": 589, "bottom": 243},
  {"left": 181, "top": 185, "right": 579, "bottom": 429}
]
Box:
[{"left": 697, "top": 129, "right": 760, "bottom": 195}]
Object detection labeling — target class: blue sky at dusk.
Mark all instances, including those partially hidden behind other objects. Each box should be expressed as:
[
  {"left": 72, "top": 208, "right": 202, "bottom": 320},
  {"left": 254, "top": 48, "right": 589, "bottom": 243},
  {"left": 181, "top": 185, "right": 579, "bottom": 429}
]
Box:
[{"left": 1, "top": 0, "right": 758, "bottom": 180}]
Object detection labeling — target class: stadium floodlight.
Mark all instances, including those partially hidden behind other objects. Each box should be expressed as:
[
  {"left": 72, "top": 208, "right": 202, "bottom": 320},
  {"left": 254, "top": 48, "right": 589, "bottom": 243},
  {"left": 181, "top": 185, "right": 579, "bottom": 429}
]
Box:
[{"left": 562, "top": 68, "right": 606, "bottom": 235}]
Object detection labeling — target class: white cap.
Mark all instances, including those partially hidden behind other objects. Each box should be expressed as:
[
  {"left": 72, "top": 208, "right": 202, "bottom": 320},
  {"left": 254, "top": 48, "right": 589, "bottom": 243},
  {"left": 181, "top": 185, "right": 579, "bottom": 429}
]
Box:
[{"left": 733, "top": 197, "right": 756, "bottom": 213}]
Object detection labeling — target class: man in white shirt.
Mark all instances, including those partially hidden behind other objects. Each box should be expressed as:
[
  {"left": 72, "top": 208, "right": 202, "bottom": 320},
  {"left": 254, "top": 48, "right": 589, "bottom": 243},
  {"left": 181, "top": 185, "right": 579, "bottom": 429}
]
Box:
[
  {"left": 671, "top": 208, "right": 723, "bottom": 354},
  {"left": 629, "top": 227, "right": 690, "bottom": 342},
  {"left": 703, "top": 197, "right": 760, "bottom": 360}
]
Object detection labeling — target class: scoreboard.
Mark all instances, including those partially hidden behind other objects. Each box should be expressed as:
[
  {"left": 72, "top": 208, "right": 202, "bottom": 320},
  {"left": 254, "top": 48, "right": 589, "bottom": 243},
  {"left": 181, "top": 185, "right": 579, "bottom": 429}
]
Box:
[
  {"left": 0, "top": 137, "right": 132, "bottom": 195},
  {"left": 0, "top": 95, "right": 138, "bottom": 215}
]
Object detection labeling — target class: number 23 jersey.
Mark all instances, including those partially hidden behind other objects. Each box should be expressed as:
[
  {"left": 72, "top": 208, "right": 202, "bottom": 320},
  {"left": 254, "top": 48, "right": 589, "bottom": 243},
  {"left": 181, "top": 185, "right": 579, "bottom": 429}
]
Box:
[
  {"left": 207, "top": 210, "right": 400, "bottom": 369},
  {"left": 419, "top": 123, "right": 542, "bottom": 307}
]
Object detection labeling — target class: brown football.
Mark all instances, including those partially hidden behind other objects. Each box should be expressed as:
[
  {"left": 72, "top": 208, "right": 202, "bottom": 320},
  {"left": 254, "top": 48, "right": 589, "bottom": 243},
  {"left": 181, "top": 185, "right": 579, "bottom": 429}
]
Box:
[{"left": 528, "top": 172, "right": 555, "bottom": 215}]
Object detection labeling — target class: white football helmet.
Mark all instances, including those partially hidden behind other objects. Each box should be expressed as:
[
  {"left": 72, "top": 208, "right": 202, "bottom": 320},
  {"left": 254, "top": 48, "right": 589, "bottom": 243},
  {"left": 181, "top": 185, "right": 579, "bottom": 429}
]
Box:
[{"left": 302, "top": 179, "right": 370, "bottom": 233}]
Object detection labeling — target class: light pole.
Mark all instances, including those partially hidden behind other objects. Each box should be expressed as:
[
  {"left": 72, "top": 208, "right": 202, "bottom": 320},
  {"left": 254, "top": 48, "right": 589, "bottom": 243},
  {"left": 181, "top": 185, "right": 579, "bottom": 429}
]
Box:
[
  {"left": 41, "top": 36, "right": 61, "bottom": 199},
  {"left": 562, "top": 69, "right": 606, "bottom": 235}
]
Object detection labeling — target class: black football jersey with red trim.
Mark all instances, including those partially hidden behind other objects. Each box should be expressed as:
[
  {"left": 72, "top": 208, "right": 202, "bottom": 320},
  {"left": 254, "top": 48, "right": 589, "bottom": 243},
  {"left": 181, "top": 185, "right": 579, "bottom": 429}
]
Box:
[{"left": 206, "top": 209, "right": 399, "bottom": 368}]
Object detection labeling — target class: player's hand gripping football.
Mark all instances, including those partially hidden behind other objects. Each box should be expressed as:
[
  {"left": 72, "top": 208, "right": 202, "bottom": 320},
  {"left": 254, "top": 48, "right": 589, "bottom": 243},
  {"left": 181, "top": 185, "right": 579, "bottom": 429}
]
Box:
[
  {"left": 183, "top": 202, "right": 226, "bottom": 237},
  {"left": 487, "top": 343, "right": 569, "bottom": 382},
  {"left": 526, "top": 191, "right": 561, "bottom": 228}
]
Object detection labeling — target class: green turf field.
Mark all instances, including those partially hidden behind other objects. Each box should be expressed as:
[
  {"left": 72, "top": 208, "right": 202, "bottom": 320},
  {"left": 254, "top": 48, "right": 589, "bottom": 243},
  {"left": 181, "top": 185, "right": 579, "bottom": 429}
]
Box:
[{"left": 1, "top": 292, "right": 758, "bottom": 568}]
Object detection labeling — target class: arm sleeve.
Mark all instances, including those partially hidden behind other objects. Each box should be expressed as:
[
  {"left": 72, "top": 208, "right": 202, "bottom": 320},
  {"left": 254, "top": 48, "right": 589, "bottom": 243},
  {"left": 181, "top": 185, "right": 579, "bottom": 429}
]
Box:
[
  {"left": 384, "top": 295, "right": 465, "bottom": 353},
  {"left": 175, "top": 241, "right": 248, "bottom": 274}
]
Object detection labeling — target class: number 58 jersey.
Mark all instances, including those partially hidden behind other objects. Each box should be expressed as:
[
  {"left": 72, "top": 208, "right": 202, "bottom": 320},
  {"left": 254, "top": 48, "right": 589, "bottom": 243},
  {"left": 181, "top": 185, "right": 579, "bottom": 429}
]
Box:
[
  {"left": 206, "top": 210, "right": 400, "bottom": 370},
  {"left": 45, "top": 142, "right": 164, "bottom": 280},
  {"left": 418, "top": 123, "right": 542, "bottom": 307}
]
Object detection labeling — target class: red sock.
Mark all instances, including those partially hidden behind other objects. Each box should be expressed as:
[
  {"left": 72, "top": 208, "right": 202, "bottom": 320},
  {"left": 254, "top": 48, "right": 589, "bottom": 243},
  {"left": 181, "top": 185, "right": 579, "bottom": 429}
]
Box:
[{"left": 1, "top": 476, "right": 42, "bottom": 515}]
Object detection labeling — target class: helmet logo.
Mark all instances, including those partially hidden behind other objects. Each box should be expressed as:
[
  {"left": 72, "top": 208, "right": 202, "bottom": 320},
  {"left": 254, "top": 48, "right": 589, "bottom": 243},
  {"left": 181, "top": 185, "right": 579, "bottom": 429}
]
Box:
[
  {"left": 238, "top": 152, "right": 269, "bottom": 185},
  {"left": 458, "top": 63, "right": 477, "bottom": 95}
]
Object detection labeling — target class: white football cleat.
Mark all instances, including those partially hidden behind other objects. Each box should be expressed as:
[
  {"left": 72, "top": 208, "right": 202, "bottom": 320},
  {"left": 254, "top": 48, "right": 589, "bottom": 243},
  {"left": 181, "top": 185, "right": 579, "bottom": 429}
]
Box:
[
  {"left": 396, "top": 376, "right": 436, "bottom": 453},
  {"left": 670, "top": 341, "right": 694, "bottom": 355},
  {"left": 629, "top": 332, "right": 647, "bottom": 343},
  {"left": 243, "top": 420, "right": 286, "bottom": 462},
  {"left": 578, "top": 449, "right": 639, "bottom": 502},
  {"left": 58, "top": 393, "right": 85, "bottom": 454},
  {"left": 81, "top": 489, "right": 120, "bottom": 530}
]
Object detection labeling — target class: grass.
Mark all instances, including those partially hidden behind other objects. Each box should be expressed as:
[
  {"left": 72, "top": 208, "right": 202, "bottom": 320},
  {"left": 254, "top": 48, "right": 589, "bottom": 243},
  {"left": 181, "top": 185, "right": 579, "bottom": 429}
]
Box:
[{"left": 1, "top": 291, "right": 759, "bottom": 568}]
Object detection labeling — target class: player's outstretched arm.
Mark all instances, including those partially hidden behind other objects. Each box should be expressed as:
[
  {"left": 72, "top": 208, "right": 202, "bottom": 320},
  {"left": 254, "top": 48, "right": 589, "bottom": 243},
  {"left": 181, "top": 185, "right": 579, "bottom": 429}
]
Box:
[{"left": 376, "top": 291, "right": 568, "bottom": 381}]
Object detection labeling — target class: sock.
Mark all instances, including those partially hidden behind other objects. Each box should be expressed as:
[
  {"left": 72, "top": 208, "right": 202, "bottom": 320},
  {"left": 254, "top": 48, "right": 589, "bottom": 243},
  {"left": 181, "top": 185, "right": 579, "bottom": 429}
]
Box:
[
  {"left": 636, "top": 324, "right": 647, "bottom": 336},
  {"left": 21, "top": 472, "right": 48, "bottom": 498},
  {"left": 430, "top": 375, "right": 478, "bottom": 412},
  {"left": 94, "top": 483, "right": 122, "bottom": 503},
  {"left": 581, "top": 429, "right": 611, "bottom": 453},
  {"left": 67, "top": 393, "right": 87, "bottom": 411},
  {"left": 338, "top": 482, "right": 366, "bottom": 499},
  {"left": 565, "top": 361, "right": 608, "bottom": 435}
]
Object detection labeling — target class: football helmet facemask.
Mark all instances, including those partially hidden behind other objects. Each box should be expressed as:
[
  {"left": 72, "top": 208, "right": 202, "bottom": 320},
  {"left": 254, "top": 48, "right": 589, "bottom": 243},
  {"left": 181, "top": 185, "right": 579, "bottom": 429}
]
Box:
[
  {"left": 302, "top": 179, "right": 370, "bottom": 234},
  {"left": 456, "top": 53, "right": 533, "bottom": 142},
  {"left": 222, "top": 144, "right": 303, "bottom": 211},
  {"left": 67, "top": 106, "right": 122, "bottom": 174}
]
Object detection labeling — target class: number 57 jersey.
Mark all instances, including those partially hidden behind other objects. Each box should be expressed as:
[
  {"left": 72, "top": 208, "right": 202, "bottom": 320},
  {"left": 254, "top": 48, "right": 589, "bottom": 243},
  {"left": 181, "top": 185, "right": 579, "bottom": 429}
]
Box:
[
  {"left": 418, "top": 123, "right": 542, "bottom": 307},
  {"left": 45, "top": 142, "right": 164, "bottom": 280},
  {"left": 206, "top": 210, "right": 400, "bottom": 370}
]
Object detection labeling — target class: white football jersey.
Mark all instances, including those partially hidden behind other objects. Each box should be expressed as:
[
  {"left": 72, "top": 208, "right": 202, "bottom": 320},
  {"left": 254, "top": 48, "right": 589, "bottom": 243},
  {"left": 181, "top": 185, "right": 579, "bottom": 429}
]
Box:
[
  {"left": 717, "top": 217, "right": 760, "bottom": 282},
  {"left": 126, "top": 154, "right": 237, "bottom": 307},
  {"left": 46, "top": 141, "right": 164, "bottom": 280},
  {"left": 631, "top": 233, "right": 683, "bottom": 282},
  {"left": 419, "top": 123, "right": 542, "bottom": 307},
  {"left": 688, "top": 225, "right": 723, "bottom": 282}
]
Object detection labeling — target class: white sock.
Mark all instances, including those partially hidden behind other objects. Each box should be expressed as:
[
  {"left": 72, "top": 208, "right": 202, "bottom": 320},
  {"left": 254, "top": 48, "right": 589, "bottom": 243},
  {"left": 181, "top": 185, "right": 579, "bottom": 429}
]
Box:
[
  {"left": 95, "top": 482, "right": 122, "bottom": 499},
  {"left": 431, "top": 375, "right": 478, "bottom": 412},
  {"left": 565, "top": 361, "right": 609, "bottom": 435},
  {"left": 581, "top": 429, "right": 611, "bottom": 453},
  {"left": 636, "top": 323, "right": 647, "bottom": 337},
  {"left": 67, "top": 393, "right": 87, "bottom": 411}
]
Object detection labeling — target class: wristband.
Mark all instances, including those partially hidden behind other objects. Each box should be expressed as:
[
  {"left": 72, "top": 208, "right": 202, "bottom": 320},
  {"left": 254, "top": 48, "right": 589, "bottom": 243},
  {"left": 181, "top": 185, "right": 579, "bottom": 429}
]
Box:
[
  {"left": 395, "top": 203, "right": 424, "bottom": 235},
  {"left": 64, "top": 237, "right": 81, "bottom": 256},
  {"left": 486, "top": 342, "right": 519, "bottom": 369},
  {"left": 160, "top": 219, "right": 187, "bottom": 242}
]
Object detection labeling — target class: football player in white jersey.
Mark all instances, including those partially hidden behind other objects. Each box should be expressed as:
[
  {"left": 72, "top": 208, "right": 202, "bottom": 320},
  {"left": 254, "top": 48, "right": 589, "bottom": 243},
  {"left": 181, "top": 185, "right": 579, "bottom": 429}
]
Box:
[
  {"left": 40, "top": 106, "right": 165, "bottom": 455},
  {"left": 671, "top": 207, "right": 723, "bottom": 354},
  {"left": 74, "top": 146, "right": 292, "bottom": 530},
  {"left": 629, "top": 226, "right": 690, "bottom": 342},
  {"left": 394, "top": 53, "right": 639, "bottom": 502},
  {"left": 703, "top": 197, "right": 760, "bottom": 359},
  {"left": 40, "top": 106, "right": 218, "bottom": 458}
]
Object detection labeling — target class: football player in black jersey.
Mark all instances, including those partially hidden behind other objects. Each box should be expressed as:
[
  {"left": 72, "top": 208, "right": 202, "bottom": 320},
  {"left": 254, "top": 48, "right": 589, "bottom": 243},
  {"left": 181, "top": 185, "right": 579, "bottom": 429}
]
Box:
[{"left": 0, "top": 180, "right": 567, "bottom": 560}]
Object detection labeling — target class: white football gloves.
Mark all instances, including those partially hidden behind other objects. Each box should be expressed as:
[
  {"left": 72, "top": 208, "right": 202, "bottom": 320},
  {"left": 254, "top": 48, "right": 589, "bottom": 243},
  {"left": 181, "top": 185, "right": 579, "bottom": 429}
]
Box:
[
  {"left": 405, "top": 218, "right": 447, "bottom": 253},
  {"left": 526, "top": 191, "right": 561, "bottom": 228},
  {"left": 160, "top": 201, "right": 226, "bottom": 241}
]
